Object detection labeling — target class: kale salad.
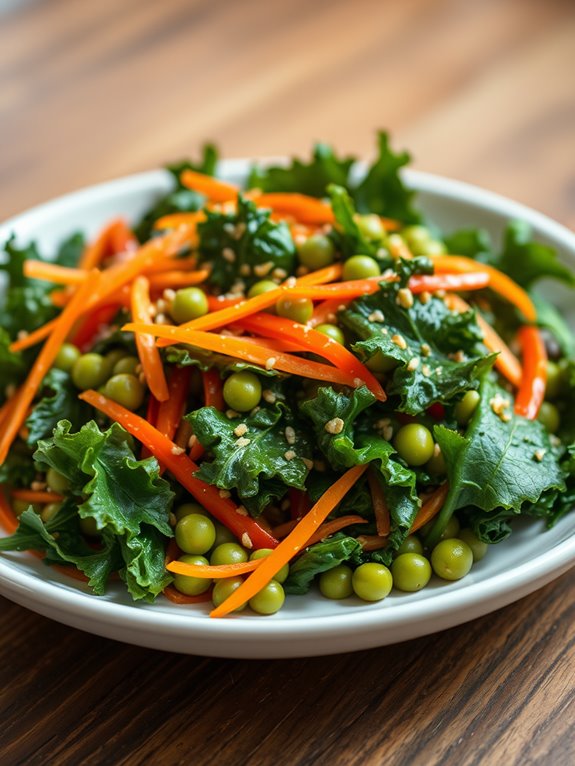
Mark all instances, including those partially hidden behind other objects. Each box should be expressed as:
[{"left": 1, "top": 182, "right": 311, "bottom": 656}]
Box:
[{"left": 1, "top": 132, "right": 574, "bottom": 617}]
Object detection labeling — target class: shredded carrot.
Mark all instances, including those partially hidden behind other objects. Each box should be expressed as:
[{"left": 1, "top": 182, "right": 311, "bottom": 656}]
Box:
[
  {"left": 163, "top": 585, "right": 213, "bottom": 604},
  {"left": 432, "top": 255, "right": 537, "bottom": 322},
  {"left": 79, "top": 219, "right": 123, "bottom": 270},
  {"left": 10, "top": 489, "right": 65, "bottom": 504},
  {"left": 0, "top": 273, "right": 100, "bottom": 465},
  {"left": 70, "top": 303, "right": 120, "bottom": 351},
  {"left": 79, "top": 390, "right": 279, "bottom": 549},
  {"left": 9, "top": 319, "right": 58, "bottom": 353},
  {"left": 210, "top": 464, "right": 367, "bottom": 617},
  {"left": 357, "top": 534, "right": 388, "bottom": 552},
  {"left": 124, "top": 322, "right": 381, "bottom": 394},
  {"left": 0, "top": 487, "right": 18, "bottom": 534},
  {"left": 309, "top": 298, "right": 346, "bottom": 327},
  {"left": 367, "top": 468, "right": 390, "bottom": 536},
  {"left": 202, "top": 369, "right": 224, "bottom": 410},
  {"left": 131, "top": 276, "right": 169, "bottom": 401},
  {"left": 207, "top": 295, "right": 243, "bottom": 311},
  {"left": 294, "top": 263, "right": 343, "bottom": 286},
  {"left": 167, "top": 559, "right": 261, "bottom": 579},
  {"left": 255, "top": 193, "right": 335, "bottom": 225},
  {"left": 156, "top": 366, "right": 191, "bottom": 441},
  {"left": 147, "top": 270, "right": 210, "bottom": 291},
  {"left": 180, "top": 170, "right": 239, "bottom": 203},
  {"left": 410, "top": 484, "right": 450, "bottom": 533},
  {"left": 446, "top": 294, "right": 523, "bottom": 387},
  {"left": 272, "top": 514, "right": 368, "bottom": 546},
  {"left": 144, "top": 257, "right": 199, "bottom": 274},
  {"left": 154, "top": 211, "right": 207, "bottom": 231},
  {"left": 289, "top": 276, "right": 386, "bottom": 301},
  {"left": 409, "top": 272, "right": 490, "bottom": 294},
  {"left": 23, "top": 261, "right": 87, "bottom": 286},
  {"left": 141, "top": 393, "right": 160, "bottom": 460},
  {"left": 107, "top": 219, "right": 137, "bottom": 256},
  {"left": 515, "top": 325, "right": 547, "bottom": 419},
  {"left": 237, "top": 313, "right": 386, "bottom": 401}
]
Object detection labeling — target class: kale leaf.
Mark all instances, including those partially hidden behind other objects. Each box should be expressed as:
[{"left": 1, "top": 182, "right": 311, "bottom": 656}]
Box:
[
  {"left": 497, "top": 220, "right": 575, "bottom": 289},
  {"left": 284, "top": 535, "right": 362, "bottom": 595},
  {"left": 25, "top": 368, "right": 92, "bottom": 445},
  {"left": 0, "top": 328, "right": 26, "bottom": 403}
]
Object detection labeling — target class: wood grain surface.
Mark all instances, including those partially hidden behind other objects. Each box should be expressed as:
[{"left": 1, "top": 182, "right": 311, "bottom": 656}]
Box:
[{"left": 1, "top": 0, "right": 574, "bottom": 764}]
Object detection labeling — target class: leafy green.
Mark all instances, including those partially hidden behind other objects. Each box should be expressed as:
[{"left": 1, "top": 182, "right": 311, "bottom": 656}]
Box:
[
  {"left": 340, "top": 282, "right": 495, "bottom": 413},
  {"left": 166, "top": 144, "right": 219, "bottom": 181},
  {"left": 284, "top": 535, "right": 362, "bottom": 595},
  {"left": 165, "top": 345, "right": 279, "bottom": 377},
  {"left": 25, "top": 368, "right": 92, "bottom": 445},
  {"left": 0, "top": 328, "right": 26, "bottom": 402},
  {"left": 197, "top": 195, "right": 296, "bottom": 292},
  {"left": 0, "top": 447, "right": 37, "bottom": 488},
  {"left": 443, "top": 228, "right": 492, "bottom": 263},
  {"left": 188, "top": 402, "right": 312, "bottom": 515},
  {"left": 328, "top": 185, "right": 386, "bottom": 260},
  {"left": 497, "top": 220, "right": 575, "bottom": 289},
  {"left": 430, "top": 376, "right": 565, "bottom": 546}
]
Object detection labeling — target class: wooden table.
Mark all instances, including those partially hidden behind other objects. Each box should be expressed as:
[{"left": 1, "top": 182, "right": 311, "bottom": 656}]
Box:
[{"left": 1, "top": 0, "right": 574, "bottom": 763}]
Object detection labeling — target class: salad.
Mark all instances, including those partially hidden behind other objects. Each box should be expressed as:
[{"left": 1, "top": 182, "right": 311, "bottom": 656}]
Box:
[{"left": 0, "top": 132, "right": 574, "bottom": 618}]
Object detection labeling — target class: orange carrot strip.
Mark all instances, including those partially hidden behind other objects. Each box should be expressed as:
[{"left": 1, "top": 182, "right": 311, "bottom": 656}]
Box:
[
  {"left": 288, "top": 276, "right": 388, "bottom": 301},
  {"left": 255, "top": 193, "right": 335, "bottom": 225},
  {"left": 124, "top": 323, "right": 379, "bottom": 393},
  {"left": 446, "top": 294, "right": 522, "bottom": 387},
  {"left": 515, "top": 325, "right": 547, "bottom": 419},
  {"left": 432, "top": 256, "right": 537, "bottom": 322},
  {"left": 80, "top": 218, "right": 125, "bottom": 270},
  {"left": 163, "top": 585, "right": 213, "bottom": 604},
  {"left": 207, "top": 296, "right": 243, "bottom": 311},
  {"left": 167, "top": 559, "right": 262, "bottom": 579},
  {"left": 357, "top": 535, "right": 388, "bottom": 552},
  {"left": 9, "top": 319, "right": 58, "bottom": 353},
  {"left": 154, "top": 211, "right": 207, "bottom": 231},
  {"left": 10, "top": 489, "right": 65, "bottom": 504},
  {"left": 156, "top": 366, "right": 191, "bottom": 442},
  {"left": 23, "top": 261, "right": 87, "bottom": 286},
  {"left": 79, "top": 390, "right": 279, "bottom": 549},
  {"left": 202, "top": 369, "right": 224, "bottom": 410},
  {"left": 292, "top": 263, "right": 343, "bottom": 286},
  {"left": 237, "top": 313, "right": 386, "bottom": 401},
  {"left": 131, "top": 276, "right": 169, "bottom": 401},
  {"left": 409, "top": 272, "right": 490, "bottom": 294},
  {"left": 0, "top": 487, "right": 18, "bottom": 534},
  {"left": 210, "top": 464, "right": 367, "bottom": 617},
  {"left": 180, "top": 170, "right": 239, "bottom": 203},
  {"left": 148, "top": 270, "right": 210, "bottom": 291},
  {"left": 70, "top": 303, "right": 121, "bottom": 351},
  {"left": 410, "top": 484, "right": 450, "bottom": 533},
  {"left": 367, "top": 468, "right": 390, "bottom": 536},
  {"left": 107, "top": 219, "right": 138, "bottom": 255},
  {"left": 271, "top": 514, "right": 368, "bottom": 546},
  {"left": 144, "top": 257, "right": 199, "bottom": 274},
  {"left": 309, "top": 298, "right": 346, "bottom": 327},
  {"left": 0, "top": 273, "right": 100, "bottom": 465}
]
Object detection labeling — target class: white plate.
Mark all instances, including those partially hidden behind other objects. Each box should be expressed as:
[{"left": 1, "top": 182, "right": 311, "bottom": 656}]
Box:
[{"left": 1, "top": 162, "right": 574, "bottom": 658}]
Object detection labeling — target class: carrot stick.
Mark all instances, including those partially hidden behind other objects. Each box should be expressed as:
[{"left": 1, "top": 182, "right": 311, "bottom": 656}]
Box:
[
  {"left": 147, "top": 270, "right": 210, "bottom": 291},
  {"left": 154, "top": 211, "right": 207, "bottom": 231},
  {"left": 9, "top": 319, "right": 58, "bottom": 353},
  {"left": 167, "top": 559, "right": 262, "bottom": 578},
  {"left": 144, "top": 257, "right": 199, "bottom": 274},
  {"left": 180, "top": 170, "right": 239, "bottom": 203},
  {"left": 210, "top": 464, "right": 367, "bottom": 617},
  {"left": 237, "top": 313, "right": 386, "bottom": 401},
  {"left": 432, "top": 256, "right": 537, "bottom": 322},
  {"left": 207, "top": 296, "right": 243, "bottom": 311},
  {"left": 79, "top": 219, "right": 122, "bottom": 270},
  {"left": 293, "top": 263, "right": 343, "bottom": 286},
  {"left": 141, "top": 393, "right": 160, "bottom": 460},
  {"left": 515, "top": 325, "right": 547, "bottom": 419},
  {"left": 131, "top": 276, "right": 169, "bottom": 401},
  {"left": 69, "top": 303, "right": 120, "bottom": 351},
  {"left": 163, "top": 585, "right": 213, "bottom": 604},
  {"left": 0, "top": 273, "right": 100, "bottom": 465},
  {"left": 107, "top": 219, "right": 137, "bottom": 255},
  {"left": 409, "top": 272, "right": 490, "bottom": 294},
  {"left": 156, "top": 366, "right": 191, "bottom": 442},
  {"left": 202, "top": 369, "right": 224, "bottom": 410},
  {"left": 357, "top": 535, "right": 388, "bottom": 552},
  {"left": 255, "top": 193, "right": 335, "bottom": 225},
  {"left": 367, "top": 468, "right": 390, "bottom": 536},
  {"left": 123, "top": 323, "right": 380, "bottom": 393},
  {"left": 79, "top": 390, "right": 279, "bottom": 549},
  {"left": 272, "top": 514, "right": 368, "bottom": 546},
  {"left": 446, "top": 294, "right": 522, "bottom": 387},
  {"left": 410, "top": 484, "right": 449, "bottom": 533},
  {"left": 0, "top": 487, "right": 18, "bottom": 534},
  {"left": 309, "top": 298, "right": 346, "bottom": 327},
  {"left": 23, "top": 261, "right": 87, "bottom": 286},
  {"left": 10, "top": 489, "right": 65, "bottom": 504}
]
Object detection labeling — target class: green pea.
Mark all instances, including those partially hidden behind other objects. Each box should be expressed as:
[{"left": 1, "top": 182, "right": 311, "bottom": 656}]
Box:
[
  {"left": 276, "top": 296, "right": 314, "bottom": 324},
  {"left": 538, "top": 401, "right": 560, "bottom": 433},
  {"left": 213, "top": 522, "right": 237, "bottom": 548},
  {"left": 72, "top": 353, "right": 109, "bottom": 390},
  {"left": 212, "top": 576, "right": 246, "bottom": 611},
  {"left": 545, "top": 361, "right": 562, "bottom": 400},
  {"left": 315, "top": 323, "right": 345, "bottom": 345},
  {"left": 247, "top": 280, "right": 279, "bottom": 299},
  {"left": 454, "top": 390, "right": 481, "bottom": 425},
  {"left": 402, "top": 225, "right": 433, "bottom": 254},
  {"left": 394, "top": 423, "right": 435, "bottom": 466},
  {"left": 431, "top": 538, "right": 473, "bottom": 581},
  {"left": 458, "top": 529, "right": 488, "bottom": 562},
  {"left": 172, "top": 554, "right": 211, "bottom": 596},
  {"left": 319, "top": 565, "right": 353, "bottom": 599},
  {"left": 80, "top": 516, "right": 100, "bottom": 537},
  {"left": 342, "top": 255, "right": 380, "bottom": 280},
  {"left": 248, "top": 580, "right": 285, "bottom": 614},
  {"left": 352, "top": 562, "right": 393, "bottom": 601},
  {"left": 210, "top": 542, "right": 248, "bottom": 566},
  {"left": 395, "top": 534, "right": 423, "bottom": 557},
  {"left": 112, "top": 355, "right": 140, "bottom": 376},
  {"left": 250, "top": 548, "right": 289, "bottom": 583},
  {"left": 422, "top": 240, "right": 446, "bottom": 257},
  {"left": 223, "top": 371, "right": 262, "bottom": 412},
  {"left": 41, "top": 502, "right": 62, "bottom": 523},
  {"left": 391, "top": 553, "right": 432, "bottom": 592},
  {"left": 297, "top": 234, "right": 336, "bottom": 269},
  {"left": 175, "top": 513, "right": 216, "bottom": 555},
  {"left": 174, "top": 502, "right": 208, "bottom": 521},
  {"left": 53, "top": 343, "right": 81, "bottom": 372},
  {"left": 46, "top": 467, "right": 70, "bottom": 494},
  {"left": 366, "top": 350, "right": 397, "bottom": 373},
  {"left": 356, "top": 214, "right": 384, "bottom": 242},
  {"left": 103, "top": 374, "right": 145, "bottom": 411},
  {"left": 170, "top": 287, "right": 209, "bottom": 324},
  {"left": 102, "top": 348, "right": 128, "bottom": 376}
]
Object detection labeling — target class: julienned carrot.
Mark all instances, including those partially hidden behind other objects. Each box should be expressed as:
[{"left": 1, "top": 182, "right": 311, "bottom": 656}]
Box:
[
  {"left": 202, "top": 369, "right": 224, "bottom": 410},
  {"left": 10, "top": 489, "right": 65, "bottom": 504},
  {"left": 0, "top": 273, "right": 100, "bottom": 465},
  {"left": 210, "top": 464, "right": 367, "bottom": 617},
  {"left": 515, "top": 325, "right": 547, "bottom": 419},
  {"left": 0, "top": 487, "right": 18, "bottom": 534},
  {"left": 167, "top": 559, "right": 262, "bottom": 579},
  {"left": 409, "top": 272, "right": 490, "bottom": 294},
  {"left": 147, "top": 270, "right": 210, "bottom": 291},
  {"left": 410, "top": 484, "right": 449, "bottom": 533},
  {"left": 131, "top": 276, "right": 169, "bottom": 401},
  {"left": 271, "top": 514, "right": 368, "bottom": 546},
  {"left": 107, "top": 219, "right": 138, "bottom": 256},
  {"left": 255, "top": 193, "right": 335, "bottom": 225},
  {"left": 79, "top": 219, "right": 124, "bottom": 270},
  {"left": 237, "top": 313, "right": 386, "bottom": 401},
  {"left": 367, "top": 468, "right": 390, "bottom": 536},
  {"left": 180, "top": 170, "right": 239, "bottom": 203},
  {"left": 78, "top": 390, "right": 279, "bottom": 550},
  {"left": 123, "top": 322, "right": 379, "bottom": 393},
  {"left": 432, "top": 255, "right": 537, "bottom": 322},
  {"left": 144, "top": 257, "right": 199, "bottom": 274},
  {"left": 309, "top": 298, "right": 346, "bottom": 327},
  {"left": 156, "top": 366, "right": 191, "bottom": 442},
  {"left": 9, "top": 319, "right": 58, "bottom": 353},
  {"left": 446, "top": 294, "right": 522, "bottom": 387},
  {"left": 70, "top": 304, "right": 121, "bottom": 351},
  {"left": 288, "top": 276, "right": 385, "bottom": 301},
  {"left": 163, "top": 585, "right": 213, "bottom": 604},
  {"left": 23, "top": 261, "right": 87, "bottom": 286},
  {"left": 207, "top": 296, "right": 243, "bottom": 311},
  {"left": 154, "top": 211, "right": 207, "bottom": 231}
]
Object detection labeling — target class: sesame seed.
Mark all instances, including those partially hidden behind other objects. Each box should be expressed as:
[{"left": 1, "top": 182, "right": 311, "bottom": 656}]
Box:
[
  {"left": 254, "top": 261, "right": 274, "bottom": 277},
  {"left": 265, "top": 357, "right": 277, "bottom": 370},
  {"left": 534, "top": 449, "right": 546, "bottom": 462},
  {"left": 155, "top": 298, "right": 168, "bottom": 313},
  {"left": 16, "top": 330, "right": 29, "bottom": 341},
  {"left": 169, "top": 512, "right": 177, "bottom": 527},
  {"left": 302, "top": 458, "right": 314, "bottom": 470},
  {"left": 380, "top": 327, "right": 389, "bottom": 336},
  {"left": 419, "top": 291, "right": 431, "bottom": 305},
  {"left": 222, "top": 247, "right": 236, "bottom": 263},
  {"left": 219, "top": 489, "right": 231, "bottom": 499},
  {"left": 272, "top": 268, "right": 288, "bottom": 280},
  {"left": 236, "top": 437, "right": 251, "bottom": 448},
  {"left": 226, "top": 409, "right": 240, "bottom": 419},
  {"left": 154, "top": 313, "right": 167, "bottom": 324},
  {"left": 421, "top": 343, "right": 431, "bottom": 357},
  {"left": 239, "top": 263, "right": 251, "bottom": 276},
  {"left": 397, "top": 287, "right": 414, "bottom": 309},
  {"left": 325, "top": 417, "right": 344, "bottom": 435},
  {"left": 262, "top": 389, "right": 276, "bottom": 404},
  {"left": 233, "top": 223, "right": 246, "bottom": 240},
  {"left": 171, "top": 445, "right": 185, "bottom": 455},
  {"left": 187, "top": 434, "right": 198, "bottom": 450},
  {"left": 391, "top": 333, "right": 407, "bottom": 350},
  {"left": 236, "top": 505, "right": 249, "bottom": 516},
  {"left": 450, "top": 350, "right": 466, "bottom": 363},
  {"left": 5, "top": 384, "right": 16, "bottom": 399},
  {"left": 383, "top": 425, "right": 393, "bottom": 441},
  {"left": 422, "top": 364, "right": 432, "bottom": 377},
  {"left": 163, "top": 288, "right": 176, "bottom": 302},
  {"left": 31, "top": 480, "right": 47, "bottom": 491},
  {"left": 223, "top": 222, "right": 235, "bottom": 235},
  {"left": 241, "top": 532, "right": 253, "bottom": 549},
  {"left": 234, "top": 423, "right": 248, "bottom": 437},
  {"left": 285, "top": 426, "right": 296, "bottom": 445},
  {"left": 284, "top": 450, "right": 296, "bottom": 461},
  {"left": 368, "top": 310, "right": 385, "bottom": 323},
  {"left": 407, "top": 357, "right": 420, "bottom": 372},
  {"left": 296, "top": 265, "right": 310, "bottom": 276},
  {"left": 285, "top": 276, "right": 297, "bottom": 288}
]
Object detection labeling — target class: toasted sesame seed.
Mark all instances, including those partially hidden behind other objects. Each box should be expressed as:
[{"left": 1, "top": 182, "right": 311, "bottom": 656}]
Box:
[
  {"left": 253, "top": 261, "right": 274, "bottom": 277},
  {"left": 163, "top": 288, "right": 176, "bottom": 302},
  {"left": 325, "top": 417, "right": 345, "bottom": 435},
  {"left": 154, "top": 313, "right": 167, "bottom": 324},
  {"left": 284, "top": 450, "right": 296, "bottom": 461},
  {"left": 272, "top": 268, "right": 288, "bottom": 280},
  {"left": 391, "top": 333, "right": 407, "bottom": 350},
  {"left": 419, "top": 291, "right": 431, "bottom": 305},
  {"left": 169, "top": 512, "right": 177, "bottom": 527},
  {"left": 236, "top": 505, "right": 249, "bottom": 516},
  {"left": 230, "top": 280, "right": 245, "bottom": 294},
  {"left": 222, "top": 247, "right": 236, "bottom": 263},
  {"left": 407, "top": 357, "right": 420, "bottom": 372},
  {"left": 219, "top": 489, "right": 232, "bottom": 499},
  {"left": 421, "top": 343, "right": 431, "bottom": 357},
  {"left": 262, "top": 389, "right": 276, "bottom": 404},
  {"left": 31, "top": 480, "right": 47, "bottom": 491},
  {"left": 16, "top": 330, "right": 29, "bottom": 341},
  {"left": 302, "top": 458, "right": 314, "bottom": 470},
  {"left": 296, "top": 265, "right": 310, "bottom": 276},
  {"left": 422, "top": 364, "right": 432, "bottom": 377},
  {"left": 171, "top": 445, "right": 185, "bottom": 455},
  {"left": 380, "top": 327, "right": 389, "bottom": 335},
  {"left": 5, "top": 384, "right": 17, "bottom": 399},
  {"left": 234, "top": 423, "right": 249, "bottom": 437},
  {"left": 383, "top": 425, "right": 393, "bottom": 441},
  {"left": 236, "top": 437, "right": 251, "bottom": 448},
  {"left": 187, "top": 434, "right": 198, "bottom": 450},
  {"left": 285, "top": 276, "right": 297, "bottom": 288},
  {"left": 233, "top": 223, "right": 246, "bottom": 240},
  {"left": 368, "top": 310, "right": 385, "bottom": 323},
  {"left": 226, "top": 409, "right": 240, "bottom": 419},
  {"left": 397, "top": 287, "right": 414, "bottom": 309},
  {"left": 285, "top": 426, "right": 296, "bottom": 445},
  {"left": 241, "top": 532, "right": 253, "bottom": 549},
  {"left": 534, "top": 449, "right": 546, "bottom": 462},
  {"left": 450, "top": 350, "right": 466, "bottom": 363},
  {"left": 265, "top": 357, "right": 277, "bottom": 370},
  {"left": 239, "top": 263, "right": 251, "bottom": 276}
]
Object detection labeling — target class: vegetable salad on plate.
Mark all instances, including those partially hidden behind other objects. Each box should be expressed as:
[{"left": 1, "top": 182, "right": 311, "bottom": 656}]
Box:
[{"left": 1, "top": 132, "right": 574, "bottom": 617}]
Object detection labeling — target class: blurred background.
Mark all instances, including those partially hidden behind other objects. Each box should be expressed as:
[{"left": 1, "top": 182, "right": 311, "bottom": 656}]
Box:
[{"left": 1, "top": 0, "right": 574, "bottom": 226}]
